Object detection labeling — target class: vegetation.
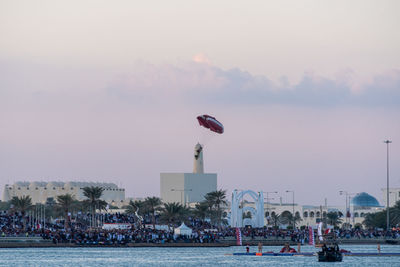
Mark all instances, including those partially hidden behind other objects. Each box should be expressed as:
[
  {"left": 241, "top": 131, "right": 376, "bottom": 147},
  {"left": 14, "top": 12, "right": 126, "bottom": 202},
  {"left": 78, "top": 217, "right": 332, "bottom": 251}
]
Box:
[
  {"left": 143, "top": 197, "right": 162, "bottom": 228},
  {"left": 203, "top": 190, "right": 228, "bottom": 227},
  {"left": 10, "top": 196, "right": 32, "bottom": 229},
  {"left": 56, "top": 194, "right": 75, "bottom": 229},
  {"left": 326, "top": 211, "right": 343, "bottom": 228},
  {"left": 82, "top": 186, "right": 107, "bottom": 227},
  {"left": 363, "top": 200, "right": 400, "bottom": 229}
]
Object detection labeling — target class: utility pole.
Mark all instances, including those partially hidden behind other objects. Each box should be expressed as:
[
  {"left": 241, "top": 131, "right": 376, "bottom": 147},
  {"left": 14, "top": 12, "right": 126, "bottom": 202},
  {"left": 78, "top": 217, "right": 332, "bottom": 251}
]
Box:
[{"left": 384, "top": 140, "right": 392, "bottom": 231}]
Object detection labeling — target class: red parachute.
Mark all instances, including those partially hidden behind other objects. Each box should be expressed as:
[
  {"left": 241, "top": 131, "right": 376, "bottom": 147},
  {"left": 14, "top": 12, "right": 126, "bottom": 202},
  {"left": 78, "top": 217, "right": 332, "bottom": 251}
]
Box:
[{"left": 197, "top": 115, "right": 224, "bottom": 134}]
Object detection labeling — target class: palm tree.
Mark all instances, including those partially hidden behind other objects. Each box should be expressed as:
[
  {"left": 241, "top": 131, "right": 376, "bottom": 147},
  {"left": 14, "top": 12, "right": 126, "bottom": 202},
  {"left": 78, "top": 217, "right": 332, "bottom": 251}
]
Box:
[
  {"left": 326, "top": 212, "right": 342, "bottom": 228},
  {"left": 390, "top": 200, "right": 400, "bottom": 226},
  {"left": 57, "top": 194, "right": 75, "bottom": 229},
  {"left": 144, "top": 197, "right": 162, "bottom": 228},
  {"left": 193, "top": 202, "right": 209, "bottom": 221},
  {"left": 123, "top": 199, "right": 146, "bottom": 225},
  {"left": 270, "top": 213, "right": 282, "bottom": 230},
  {"left": 159, "top": 202, "right": 184, "bottom": 226},
  {"left": 204, "top": 190, "right": 228, "bottom": 227},
  {"left": 10, "top": 196, "right": 32, "bottom": 230},
  {"left": 82, "top": 186, "right": 107, "bottom": 227}
]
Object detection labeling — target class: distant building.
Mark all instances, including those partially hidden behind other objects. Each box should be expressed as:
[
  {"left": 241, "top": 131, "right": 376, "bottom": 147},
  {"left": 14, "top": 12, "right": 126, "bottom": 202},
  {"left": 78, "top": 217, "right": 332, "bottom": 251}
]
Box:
[
  {"left": 2, "top": 181, "right": 125, "bottom": 205},
  {"left": 236, "top": 191, "right": 384, "bottom": 228},
  {"left": 160, "top": 143, "right": 217, "bottom": 205},
  {"left": 382, "top": 187, "right": 400, "bottom": 207}
]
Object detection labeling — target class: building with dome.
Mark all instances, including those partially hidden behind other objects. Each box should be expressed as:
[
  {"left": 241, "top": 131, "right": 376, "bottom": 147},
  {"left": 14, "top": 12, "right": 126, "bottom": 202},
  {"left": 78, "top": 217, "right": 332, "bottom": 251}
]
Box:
[
  {"left": 351, "top": 192, "right": 381, "bottom": 209},
  {"left": 2, "top": 181, "right": 125, "bottom": 206}
]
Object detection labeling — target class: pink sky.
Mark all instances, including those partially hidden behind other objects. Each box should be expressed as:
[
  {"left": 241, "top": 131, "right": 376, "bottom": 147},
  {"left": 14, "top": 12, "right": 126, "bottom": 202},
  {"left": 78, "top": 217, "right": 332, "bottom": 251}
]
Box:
[{"left": 0, "top": 1, "right": 399, "bottom": 206}]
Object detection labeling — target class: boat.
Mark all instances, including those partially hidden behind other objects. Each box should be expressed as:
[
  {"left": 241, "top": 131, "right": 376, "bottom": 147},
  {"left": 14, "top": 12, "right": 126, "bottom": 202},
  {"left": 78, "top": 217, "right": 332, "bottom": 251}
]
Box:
[{"left": 229, "top": 252, "right": 400, "bottom": 257}]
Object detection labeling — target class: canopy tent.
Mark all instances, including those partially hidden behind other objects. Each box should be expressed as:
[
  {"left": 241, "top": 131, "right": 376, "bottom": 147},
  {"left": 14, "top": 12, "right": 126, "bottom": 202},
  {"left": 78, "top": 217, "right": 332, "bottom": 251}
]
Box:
[{"left": 174, "top": 223, "right": 193, "bottom": 236}]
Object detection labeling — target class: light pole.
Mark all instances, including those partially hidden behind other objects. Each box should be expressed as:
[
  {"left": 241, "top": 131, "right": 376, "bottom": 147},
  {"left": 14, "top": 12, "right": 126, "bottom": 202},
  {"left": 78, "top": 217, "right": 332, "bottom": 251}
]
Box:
[
  {"left": 286, "top": 190, "right": 295, "bottom": 229},
  {"left": 263, "top": 191, "right": 278, "bottom": 218},
  {"left": 171, "top": 189, "right": 192, "bottom": 206},
  {"left": 384, "top": 140, "right": 392, "bottom": 231},
  {"left": 340, "top": 191, "right": 356, "bottom": 228}
]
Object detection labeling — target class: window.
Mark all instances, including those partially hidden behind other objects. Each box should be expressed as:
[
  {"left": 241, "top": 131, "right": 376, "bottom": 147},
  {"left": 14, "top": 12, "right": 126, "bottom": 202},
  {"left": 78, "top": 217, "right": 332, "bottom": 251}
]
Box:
[
  {"left": 35, "top": 187, "right": 38, "bottom": 190},
  {"left": 53, "top": 187, "right": 56, "bottom": 190},
  {"left": 303, "top": 211, "right": 308, "bottom": 217},
  {"left": 265, "top": 211, "right": 270, "bottom": 217},
  {"left": 44, "top": 188, "right": 47, "bottom": 190},
  {"left": 27, "top": 187, "right": 29, "bottom": 190},
  {"left": 71, "top": 187, "right": 74, "bottom": 190},
  {"left": 18, "top": 187, "right": 21, "bottom": 190},
  {"left": 62, "top": 188, "right": 64, "bottom": 190},
  {"left": 354, "top": 212, "right": 359, "bottom": 218},
  {"left": 310, "top": 212, "right": 315, "bottom": 218},
  {"left": 316, "top": 211, "right": 320, "bottom": 217}
]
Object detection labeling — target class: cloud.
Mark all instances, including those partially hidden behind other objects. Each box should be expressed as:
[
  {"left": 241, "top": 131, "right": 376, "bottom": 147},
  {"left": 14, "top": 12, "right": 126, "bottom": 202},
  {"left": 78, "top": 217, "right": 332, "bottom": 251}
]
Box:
[{"left": 105, "top": 62, "right": 400, "bottom": 108}]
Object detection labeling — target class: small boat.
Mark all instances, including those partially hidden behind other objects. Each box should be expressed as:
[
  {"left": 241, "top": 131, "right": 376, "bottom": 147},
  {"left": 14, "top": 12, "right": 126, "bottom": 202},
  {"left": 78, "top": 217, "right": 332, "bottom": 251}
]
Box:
[{"left": 318, "top": 244, "right": 342, "bottom": 262}]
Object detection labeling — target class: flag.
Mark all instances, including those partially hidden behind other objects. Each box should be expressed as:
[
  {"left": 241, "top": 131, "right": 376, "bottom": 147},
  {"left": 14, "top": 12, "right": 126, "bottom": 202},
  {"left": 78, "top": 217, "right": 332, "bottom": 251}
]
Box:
[
  {"left": 235, "top": 227, "right": 242, "bottom": 246},
  {"left": 308, "top": 226, "right": 314, "bottom": 245}
]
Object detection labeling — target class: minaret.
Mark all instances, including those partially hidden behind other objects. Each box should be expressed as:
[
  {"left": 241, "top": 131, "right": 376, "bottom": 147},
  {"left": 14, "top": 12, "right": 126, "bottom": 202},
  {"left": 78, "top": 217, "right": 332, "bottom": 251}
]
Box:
[{"left": 193, "top": 143, "right": 204, "bottom": 173}]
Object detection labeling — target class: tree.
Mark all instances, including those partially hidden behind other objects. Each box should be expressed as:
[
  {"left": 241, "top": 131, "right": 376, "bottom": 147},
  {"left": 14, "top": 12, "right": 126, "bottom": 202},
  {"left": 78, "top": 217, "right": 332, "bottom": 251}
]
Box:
[
  {"left": 57, "top": 194, "right": 75, "bottom": 229},
  {"left": 363, "top": 212, "right": 386, "bottom": 229},
  {"left": 10, "top": 196, "right": 32, "bottom": 230},
  {"left": 123, "top": 199, "right": 146, "bottom": 226},
  {"left": 390, "top": 200, "right": 400, "bottom": 226},
  {"left": 144, "top": 197, "right": 162, "bottom": 228},
  {"left": 159, "top": 202, "right": 184, "bottom": 226},
  {"left": 326, "top": 212, "right": 342, "bottom": 228},
  {"left": 204, "top": 190, "right": 228, "bottom": 227},
  {"left": 193, "top": 202, "right": 209, "bottom": 221},
  {"left": 82, "top": 186, "right": 107, "bottom": 227},
  {"left": 270, "top": 213, "right": 282, "bottom": 229}
]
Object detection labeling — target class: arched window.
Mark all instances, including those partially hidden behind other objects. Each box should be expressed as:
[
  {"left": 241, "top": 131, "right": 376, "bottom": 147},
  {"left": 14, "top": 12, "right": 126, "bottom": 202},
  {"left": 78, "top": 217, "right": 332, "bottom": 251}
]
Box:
[
  {"left": 303, "top": 211, "right": 308, "bottom": 217},
  {"left": 354, "top": 212, "right": 359, "bottom": 217},
  {"left": 316, "top": 211, "right": 320, "bottom": 217},
  {"left": 322, "top": 212, "right": 327, "bottom": 218},
  {"left": 360, "top": 212, "right": 365, "bottom": 217},
  {"left": 295, "top": 211, "right": 300, "bottom": 217},
  {"left": 271, "top": 211, "right": 276, "bottom": 216},
  {"left": 310, "top": 211, "right": 315, "bottom": 218},
  {"left": 265, "top": 211, "right": 270, "bottom": 217}
]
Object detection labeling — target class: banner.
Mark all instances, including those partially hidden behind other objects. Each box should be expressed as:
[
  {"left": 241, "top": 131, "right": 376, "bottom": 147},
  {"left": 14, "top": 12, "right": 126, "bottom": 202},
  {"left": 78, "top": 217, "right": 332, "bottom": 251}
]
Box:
[
  {"left": 308, "top": 226, "right": 314, "bottom": 245},
  {"left": 235, "top": 227, "right": 242, "bottom": 246}
]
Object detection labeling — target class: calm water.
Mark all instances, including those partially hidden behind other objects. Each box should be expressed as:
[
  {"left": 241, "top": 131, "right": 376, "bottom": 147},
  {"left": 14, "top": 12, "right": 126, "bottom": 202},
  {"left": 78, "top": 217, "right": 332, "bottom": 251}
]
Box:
[{"left": 0, "top": 245, "right": 399, "bottom": 266}]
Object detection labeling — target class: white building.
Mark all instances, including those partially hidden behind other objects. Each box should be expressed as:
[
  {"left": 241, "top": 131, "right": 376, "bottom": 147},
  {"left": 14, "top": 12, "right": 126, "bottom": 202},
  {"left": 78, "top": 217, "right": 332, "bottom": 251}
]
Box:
[
  {"left": 2, "top": 181, "right": 125, "bottom": 205},
  {"left": 160, "top": 143, "right": 217, "bottom": 205},
  {"left": 382, "top": 187, "right": 400, "bottom": 207},
  {"left": 235, "top": 191, "right": 384, "bottom": 228}
]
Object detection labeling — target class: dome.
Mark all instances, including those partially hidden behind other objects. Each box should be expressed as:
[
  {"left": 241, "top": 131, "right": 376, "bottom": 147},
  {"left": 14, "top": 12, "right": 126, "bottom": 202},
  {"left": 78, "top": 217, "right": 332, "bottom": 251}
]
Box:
[{"left": 351, "top": 192, "right": 380, "bottom": 207}]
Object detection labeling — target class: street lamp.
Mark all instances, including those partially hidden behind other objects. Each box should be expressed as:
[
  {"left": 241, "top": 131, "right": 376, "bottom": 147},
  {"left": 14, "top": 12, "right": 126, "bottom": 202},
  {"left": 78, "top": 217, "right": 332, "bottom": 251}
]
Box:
[
  {"left": 171, "top": 189, "right": 192, "bottom": 207},
  {"left": 286, "top": 190, "right": 295, "bottom": 229},
  {"left": 339, "top": 191, "right": 355, "bottom": 228},
  {"left": 384, "top": 140, "right": 392, "bottom": 231},
  {"left": 263, "top": 191, "right": 278, "bottom": 218}
]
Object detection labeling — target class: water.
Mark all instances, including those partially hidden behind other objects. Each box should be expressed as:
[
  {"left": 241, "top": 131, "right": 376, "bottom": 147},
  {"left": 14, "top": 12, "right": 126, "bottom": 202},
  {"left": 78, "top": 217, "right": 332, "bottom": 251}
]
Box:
[{"left": 0, "top": 245, "right": 399, "bottom": 266}]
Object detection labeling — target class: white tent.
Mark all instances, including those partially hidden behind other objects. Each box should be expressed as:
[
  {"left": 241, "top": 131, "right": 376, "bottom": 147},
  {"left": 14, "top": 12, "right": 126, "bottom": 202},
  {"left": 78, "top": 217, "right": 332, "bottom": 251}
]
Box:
[{"left": 174, "top": 223, "right": 193, "bottom": 236}]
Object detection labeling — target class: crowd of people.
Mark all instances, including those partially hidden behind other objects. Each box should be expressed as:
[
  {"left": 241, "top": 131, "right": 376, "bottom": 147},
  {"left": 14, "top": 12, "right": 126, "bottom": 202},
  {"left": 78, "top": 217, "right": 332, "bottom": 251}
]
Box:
[{"left": 1, "top": 211, "right": 400, "bottom": 245}]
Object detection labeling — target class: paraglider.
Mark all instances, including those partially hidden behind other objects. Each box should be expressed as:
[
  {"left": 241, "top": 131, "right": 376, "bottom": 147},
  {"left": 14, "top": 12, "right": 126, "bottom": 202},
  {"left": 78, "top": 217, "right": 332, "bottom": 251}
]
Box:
[{"left": 197, "top": 115, "right": 224, "bottom": 134}]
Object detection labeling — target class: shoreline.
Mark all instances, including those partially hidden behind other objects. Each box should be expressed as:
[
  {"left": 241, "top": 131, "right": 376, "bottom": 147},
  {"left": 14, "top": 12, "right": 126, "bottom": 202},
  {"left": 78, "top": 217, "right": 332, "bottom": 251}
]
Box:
[{"left": 0, "top": 239, "right": 398, "bottom": 248}]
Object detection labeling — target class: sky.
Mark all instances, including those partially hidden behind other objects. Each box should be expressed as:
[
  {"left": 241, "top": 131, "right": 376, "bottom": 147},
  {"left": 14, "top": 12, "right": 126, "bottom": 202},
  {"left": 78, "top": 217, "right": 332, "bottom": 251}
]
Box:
[{"left": 0, "top": 0, "right": 399, "bottom": 206}]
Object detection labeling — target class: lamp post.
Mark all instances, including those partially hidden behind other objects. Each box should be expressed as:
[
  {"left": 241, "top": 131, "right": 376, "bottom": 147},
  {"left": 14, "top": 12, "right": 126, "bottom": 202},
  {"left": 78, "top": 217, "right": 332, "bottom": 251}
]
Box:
[
  {"left": 263, "top": 191, "right": 278, "bottom": 218},
  {"left": 339, "top": 191, "right": 356, "bottom": 228},
  {"left": 384, "top": 140, "right": 392, "bottom": 231},
  {"left": 286, "top": 190, "right": 295, "bottom": 229},
  {"left": 171, "top": 189, "right": 192, "bottom": 207}
]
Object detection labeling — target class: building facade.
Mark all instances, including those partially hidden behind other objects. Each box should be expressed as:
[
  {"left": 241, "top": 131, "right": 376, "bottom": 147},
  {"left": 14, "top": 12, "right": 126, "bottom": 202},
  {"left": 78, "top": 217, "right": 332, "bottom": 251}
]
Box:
[
  {"left": 160, "top": 143, "right": 217, "bottom": 205},
  {"left": 2, "top": 181, "right": 125, "bottom": 205}
]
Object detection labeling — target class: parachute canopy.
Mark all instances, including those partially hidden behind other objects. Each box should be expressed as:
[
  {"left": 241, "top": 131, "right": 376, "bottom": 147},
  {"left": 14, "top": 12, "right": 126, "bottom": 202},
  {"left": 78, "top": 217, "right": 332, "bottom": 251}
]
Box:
[{"left": 197, "top": 115, "right": 224, "bottom": 134}]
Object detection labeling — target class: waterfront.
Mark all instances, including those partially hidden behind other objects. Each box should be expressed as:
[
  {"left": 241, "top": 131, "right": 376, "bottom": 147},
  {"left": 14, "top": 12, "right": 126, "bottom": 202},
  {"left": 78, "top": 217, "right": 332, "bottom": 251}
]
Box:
[{"left": 0, "top": 245, "right": 400, "bottom": 266}]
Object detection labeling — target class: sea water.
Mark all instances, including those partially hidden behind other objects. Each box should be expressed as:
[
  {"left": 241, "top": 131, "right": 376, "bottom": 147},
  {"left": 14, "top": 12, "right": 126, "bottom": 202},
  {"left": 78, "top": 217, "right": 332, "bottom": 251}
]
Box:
[{"left": 0, "top": 245, "right": 399, "bottom": 266}]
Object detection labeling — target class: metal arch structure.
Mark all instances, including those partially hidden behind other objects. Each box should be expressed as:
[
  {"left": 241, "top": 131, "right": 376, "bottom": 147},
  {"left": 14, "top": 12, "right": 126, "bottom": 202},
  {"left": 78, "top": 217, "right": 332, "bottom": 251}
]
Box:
[{"left": 230, "top": 190, "right": 264, "bottom": 228}]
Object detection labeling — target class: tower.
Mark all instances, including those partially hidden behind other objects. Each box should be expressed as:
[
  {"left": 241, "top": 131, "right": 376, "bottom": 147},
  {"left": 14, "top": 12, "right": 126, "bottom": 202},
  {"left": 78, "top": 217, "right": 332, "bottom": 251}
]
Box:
[{"left": 193, "top": 143, "right": 204, "bottom": 174}]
